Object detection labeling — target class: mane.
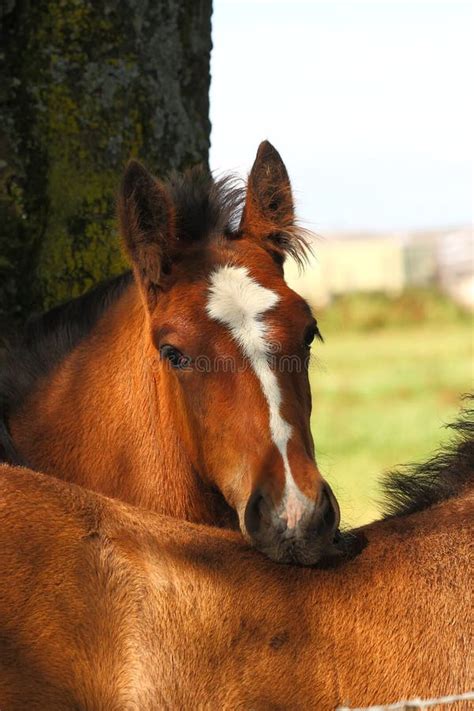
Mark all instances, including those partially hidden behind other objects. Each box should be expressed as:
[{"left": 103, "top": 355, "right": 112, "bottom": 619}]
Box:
[
  {"left": 0, "top": 272, "right": 133, "bottom": 463},
  {"left": 380, "top": 398, "right": 473, "bottom": 518},
  {"left": 166, "top": 168, "right": 245, "bottom": 241},
  {"left": 166, "top": 167, "right": 312, "bottom": 269}
]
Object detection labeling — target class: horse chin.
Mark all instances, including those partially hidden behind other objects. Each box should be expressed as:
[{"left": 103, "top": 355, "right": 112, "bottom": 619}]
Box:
[
  {"left": 255, "top": 537, "right": 334, "bottom": 566},
  {"left": 240, "top": 519, "right": 341, "bottom": 566}
]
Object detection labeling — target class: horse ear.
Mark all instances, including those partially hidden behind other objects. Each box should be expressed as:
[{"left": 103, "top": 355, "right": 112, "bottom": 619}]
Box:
[
  {"left": 119, "top": 160, "right": 175, "bottom": 308},
  {"left": 240, "top": 141, "right": 295, "bottom": 259}
]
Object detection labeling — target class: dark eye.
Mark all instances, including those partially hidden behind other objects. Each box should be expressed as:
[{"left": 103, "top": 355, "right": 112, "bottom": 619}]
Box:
[
  {"left": 304, "top": 321, "right": 323, "bottom": 348},
  {"left": 304, "top": 328, "right": 315, "bottom": 348},
  {"left": 159, "top": 344, "right": 191, "bottom": 370}
]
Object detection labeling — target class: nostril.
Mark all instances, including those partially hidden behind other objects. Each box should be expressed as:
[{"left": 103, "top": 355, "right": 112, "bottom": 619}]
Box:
[
  {"left": 312, "top": 483, "right": 340, "bottom": 536},
  {"left": 321, "top": 482, "right": 340, "bottom": 533},
  {"left": 244, "top": 489, "right": 264, "bottom": 536},
  {"left": 321, "top": 489, "right": 337, "bottom": 531}
]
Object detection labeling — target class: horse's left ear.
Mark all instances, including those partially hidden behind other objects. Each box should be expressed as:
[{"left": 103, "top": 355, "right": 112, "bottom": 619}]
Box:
[{"left": 240, "top": 140, "right": 295, "bottom": 262}]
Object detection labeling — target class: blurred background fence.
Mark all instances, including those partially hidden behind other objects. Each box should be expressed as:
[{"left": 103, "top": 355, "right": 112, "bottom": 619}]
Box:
[{"left": 285, "top": 227, "right": 473, "bottom": 311}]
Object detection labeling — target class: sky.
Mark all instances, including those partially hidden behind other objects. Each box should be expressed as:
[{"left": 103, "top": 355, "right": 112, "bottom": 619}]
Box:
[{"left": 210, "top": 0, "right": 473, "bottom": 232}]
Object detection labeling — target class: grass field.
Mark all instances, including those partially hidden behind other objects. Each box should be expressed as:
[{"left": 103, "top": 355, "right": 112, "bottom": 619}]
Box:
[{"left": 308, "top": 291, "right": 473, "bottom": 527}]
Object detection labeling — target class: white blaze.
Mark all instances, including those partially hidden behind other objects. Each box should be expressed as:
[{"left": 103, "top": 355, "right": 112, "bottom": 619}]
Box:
[{"left": 206, "top": 265, "right": 308, "bottom": 527}]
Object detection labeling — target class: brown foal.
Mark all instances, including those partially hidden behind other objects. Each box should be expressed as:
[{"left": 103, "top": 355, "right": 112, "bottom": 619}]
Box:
[
  {"left": 0, "top": 405, "right": 472, "bottom": 710},
  {"left": 1, "top": 141, "right": 340, "bottom": 564}
]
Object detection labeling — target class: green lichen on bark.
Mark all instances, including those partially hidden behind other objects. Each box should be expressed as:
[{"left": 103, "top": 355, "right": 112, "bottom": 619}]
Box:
[{"left": 0, "top": 0, "right": 212, "bottom": 321}]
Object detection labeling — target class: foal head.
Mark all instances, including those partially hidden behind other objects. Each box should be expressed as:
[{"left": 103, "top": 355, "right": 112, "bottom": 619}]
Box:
[{"left": 119, "top": 141, "right": 340, "bottom": 564}]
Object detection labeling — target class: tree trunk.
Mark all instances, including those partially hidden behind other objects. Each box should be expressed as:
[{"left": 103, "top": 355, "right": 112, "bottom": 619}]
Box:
[{"left": 0, "top": 0, "right": 212, "bottom": 328}]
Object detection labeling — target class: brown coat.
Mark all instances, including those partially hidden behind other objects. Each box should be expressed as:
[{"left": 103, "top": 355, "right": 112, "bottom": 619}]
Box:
[{"left": 0, "top": 464, "right": 471, "bottom": 710}]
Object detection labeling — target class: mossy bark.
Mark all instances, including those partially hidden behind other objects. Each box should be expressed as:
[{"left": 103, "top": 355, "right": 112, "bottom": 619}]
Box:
[{"left": 0, "top": 0, "right": 212, "bottom": 325}]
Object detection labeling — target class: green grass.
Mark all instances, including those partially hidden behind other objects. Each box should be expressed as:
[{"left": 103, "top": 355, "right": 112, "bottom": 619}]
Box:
[{"left": 309, "top": 292, "right": 473, "bottom": 527}]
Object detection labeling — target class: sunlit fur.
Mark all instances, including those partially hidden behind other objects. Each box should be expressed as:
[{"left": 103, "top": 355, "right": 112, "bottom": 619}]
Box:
[
  {"left": 0, "top": 141, "right": 335, "bottom": 564},
  {"left": 0, "top": 405, "right": 471, "bottom": 708}
]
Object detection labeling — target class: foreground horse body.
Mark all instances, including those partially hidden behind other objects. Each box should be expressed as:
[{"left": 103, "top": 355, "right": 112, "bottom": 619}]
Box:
[
  {"left": 1, "top": 410, "right": 472, "bottom": 710},
  {"left": 0, "top": 142, "right": 339, "bottom": 564}
]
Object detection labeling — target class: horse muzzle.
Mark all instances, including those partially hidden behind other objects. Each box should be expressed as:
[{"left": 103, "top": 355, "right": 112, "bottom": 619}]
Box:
[{"left": 242, "top": 481, "right": 341, "bottom": 566}]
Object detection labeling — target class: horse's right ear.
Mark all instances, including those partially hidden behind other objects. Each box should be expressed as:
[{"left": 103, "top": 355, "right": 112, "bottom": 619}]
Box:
[{"left": 118, "top": 160, "right": 175, "bottom": 309}]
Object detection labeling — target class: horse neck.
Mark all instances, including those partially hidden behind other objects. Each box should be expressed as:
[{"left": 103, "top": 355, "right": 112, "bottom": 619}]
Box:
[{"left": 10, "top": 283, "right": 234, "bottom": 526}]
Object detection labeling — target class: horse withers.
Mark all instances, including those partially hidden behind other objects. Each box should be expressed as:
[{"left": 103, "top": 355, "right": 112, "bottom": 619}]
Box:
[{"left": 1, "top": 141, "right": 339, "bottom": 564}]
